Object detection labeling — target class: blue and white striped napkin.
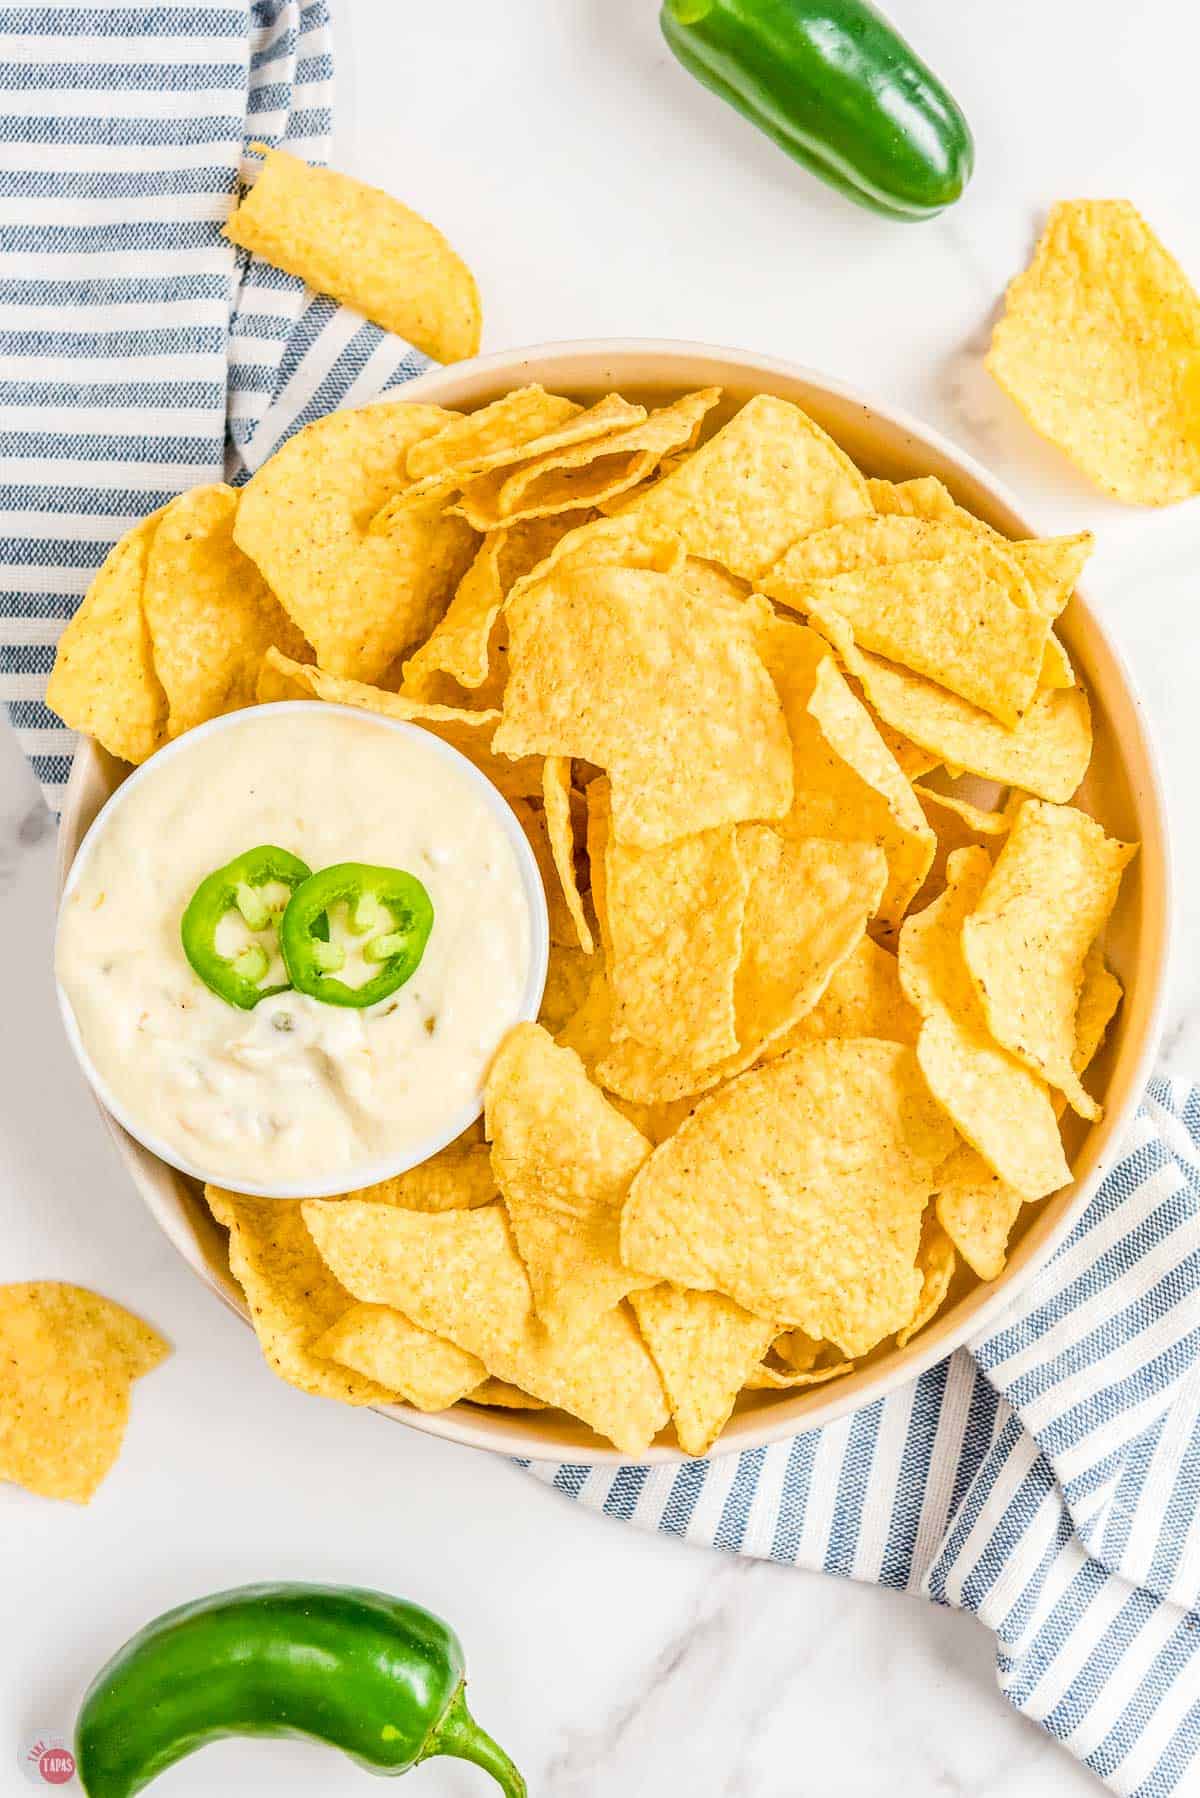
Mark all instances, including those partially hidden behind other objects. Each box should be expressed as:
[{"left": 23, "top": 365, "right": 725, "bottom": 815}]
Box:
[{"left": 2, "top": 12, "right": 1198, "bottom": 1795}]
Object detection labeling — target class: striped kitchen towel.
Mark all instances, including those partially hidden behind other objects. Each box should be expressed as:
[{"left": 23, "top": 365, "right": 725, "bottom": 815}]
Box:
[
  {"left": 529, "top": 1075, "right": 1200, "bottom": 1798},
  {"left": 3, "top": 12, "right": 1198, "bottom": 1798},
  {"left": 0, "top": 0, "right": 428, "bottom": 814}
]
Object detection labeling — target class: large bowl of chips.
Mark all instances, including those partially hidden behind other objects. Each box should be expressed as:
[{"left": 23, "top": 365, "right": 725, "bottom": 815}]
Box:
[{"left": 57, "top": 341, "right": 1170, "bottom": 1463}]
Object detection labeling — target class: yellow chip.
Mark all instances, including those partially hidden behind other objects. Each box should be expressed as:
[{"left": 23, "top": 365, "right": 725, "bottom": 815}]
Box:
[
  {"left": 759, "top": 617, "right": 934, "bottom": 933},
  {"left": 621, "top": 1039, "right": 955, "bottom": 1353},
  {"left": 0, "top": 1283, "right": 167, "bottom": 1503},
  {"left": 542, "top": 756, "right": 594, "bottom": 954},
  {"left": 743, "top": 1356, "right": 854, "bottom": 1390},
  {"left": 606, "top": 1092, "right": 699, "bottom": 1146},
  {"left": 934, "top": 1147, "right": 1023, "bottom": 1283},
  {"left": 234, "top": 401, "right": 476, "bottom": 684},
  {"left": 865, "top": 480, "right": 1092, "bottom": 609},
  {"left": 407, "top": 387, "right": 579, "bottom": 482},
  {"left": 596, "top": 830, "right": 886, "bottom": 1103},
  {"left": 402, "top": 513, "right": 587, "bottom": 694},
  {"left": 769, "top": 935, "right": 918, "bottom": 1049},
  {"left": 345, "top": 1142, "right": 498, "bottom": 1212},
  {"left": 987, "top": 199, "right": 1200, "bottom": 504},
  {"left": 899, "top": 847, "right": 1070, "bottom": 1200},
  {"left": 822, "top": 617, "right": 1093, "bottom": 803},
  {"left": 538, "top": 942, "right": 599, "bottom": 1035},
  {"left": 455, "top": 389, "right": 721, "bottom": 530},
  {"left": 961, "top": 801, "right": 1137, "bottom": 1119},
  {"left": 1075, "top": 943, "right": 1124, "bottom": 1075},
  {"left": 312, "top": 1303, "right": 485, "bottom": 1412},
  {"left": 599, "top": 780, "right": 748, "bottom": 1064},
  {"left": 206, "top": 1187, "right": 402, "bottom": 1405},
  {"left": 143, "top": 484, "right": 309, "bottom": 739},
  {"left": 494, "top": 564, "right": 792, "bottom": 848},
  {"left": 46, "top": 511, "right": 167, "bottom": 764},
  {"left": 629, "top": 1286, "right": 775, "bottom": 1456},
  {"left": 895, "top": 1218, "right": 957, "bottom": 1348},
  {"left": 301, "top": 1201, "right": 669, "bottom": 1456},
  {"left": 223, "top": 147, "right": 481, "bottom": 363},
  {"left": 466, "top": 1380, "right": 547, "bottom": 1409},
  {"left": 485, "top": 1024, "right": 654, "bottom": 1337},
  {"left": 798, "top": 547, "right": 1047, "bottom": 728},
  {"left": 256, "top": 650, "right": 541, "bottom": 800},
  {"left": 625, "top": 393, "right": 871, "bottom": 580},
  {"left": 914, "top": 782, "right": 1013, "bottom": 837}
]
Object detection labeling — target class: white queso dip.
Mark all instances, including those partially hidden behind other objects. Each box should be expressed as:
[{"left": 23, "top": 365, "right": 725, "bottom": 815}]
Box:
[{"left": 57, "top": 705, "right": 539, "bottom": 1190}]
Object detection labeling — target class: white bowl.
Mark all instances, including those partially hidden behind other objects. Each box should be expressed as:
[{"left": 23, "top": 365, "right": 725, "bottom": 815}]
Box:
[
  {"left": 57, "top": 340, "right": 1172, "bottom": 1462},
  {"left": 55, "top": 701, "right": 550, "bottom": 1199}
]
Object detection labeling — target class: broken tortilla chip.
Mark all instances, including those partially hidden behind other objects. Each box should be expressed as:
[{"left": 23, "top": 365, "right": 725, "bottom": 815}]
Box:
[
  {"left": 629, "top": 1286, "right": 774, "bottom": 1455},
  {"left": 987, "top": 199, "right": 1200, "bottom": 505},
  {"left": 224, "top": 146, "right": 481, "bottom": 363},
  {"left": 312, "top": 1303, "right": 484, "bottom": 1412},
  {"left": 301, "top": 1201, "right": 669, "bottom": 1456}
]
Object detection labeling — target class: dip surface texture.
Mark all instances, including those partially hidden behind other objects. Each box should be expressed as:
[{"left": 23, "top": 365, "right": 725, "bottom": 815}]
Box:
[{"left": 57, "top": 706, "right": 534, "bottom": 1188}]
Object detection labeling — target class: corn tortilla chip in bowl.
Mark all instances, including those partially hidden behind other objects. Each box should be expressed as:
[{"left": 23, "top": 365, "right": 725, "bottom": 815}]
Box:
[{"left": 56, "top": 341, "right": 1170, "bottom": 1463}]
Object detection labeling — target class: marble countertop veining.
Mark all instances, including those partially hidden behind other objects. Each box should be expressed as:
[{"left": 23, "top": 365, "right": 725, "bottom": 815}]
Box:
[{"left": 3, "top": 3, "right": 1199, "bottom": 1793}]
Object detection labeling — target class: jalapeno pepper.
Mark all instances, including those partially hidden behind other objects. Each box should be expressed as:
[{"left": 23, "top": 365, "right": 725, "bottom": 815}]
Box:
[
  {"left": 74, "top": 1582, "right": 526, "bottom": 1798},
  {"left": 279, "top": 862, "right": 434, "bottom": 1008},
  {"left": 180, "top": 845, "right": 314, "bottom": 1010},
  {"left": 660, "top": 0, "right": 974, "bottom": 220}
]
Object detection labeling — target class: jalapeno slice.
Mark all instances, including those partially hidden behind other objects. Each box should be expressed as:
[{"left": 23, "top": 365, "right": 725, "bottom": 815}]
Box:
[
  {"left": 279, "top": 862, "right": 434, "bottom": 1008},
  {"left": 180, "top": 845, "right": 314, "bottom": 1009}
]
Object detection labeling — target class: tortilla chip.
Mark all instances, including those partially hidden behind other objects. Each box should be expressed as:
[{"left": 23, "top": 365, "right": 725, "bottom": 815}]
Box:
[
  {"left": 895, "top": 1219, "right": 957, "bottom": 1348},
  {"left": 899, "top": 847, "right": 1070, "bottom": 1200},
  {"left": 407, "top": 387, "right": 579, "bottom": 482},
  {"left": 914, "top": 782, "right": 1013, "bottom": 837},
  {"left": 466, "top": 1379, "right": 548, "bottom": 1409},
  {"left": 494, "top": 564, "right": 792, "bottom": 847},
  {"left": 538, "top": 943, "right": 599, "bottom": 1034},
  {"left": 301, "top": 1201, "right": 669, "bottom": 1456},
  {"left": 770, "top": 935, "right": 918, "bottom": 1049},
  {"left": 485, "top": 1024, "right": 654, "bottom": 1336},
  {"left": 224, "top": 146, "right": 481, "bottom": 362},
  {"left": 143, "top": 484, "right": 309, "bottom": 739},
  {"left": 961, "top": 801, "right": 1137, "bottom": 1119},
  {"left": 46, "top": 511, "right": 167, "bottom": 764},
  {"left": 505, "top": 510, "right": 687, "bottom": 598},
  {"left": 402, "top": 513, "right": 587, "bottom": 694},
  {"left": 1075, "top": 943, "right": 1124, "bottom": 1075},
  {"left": 256, "top": 650, "right": 541, "bottom": 800},
  {"left": 759, "top": 617, "right": 934, "bottom": 933},
  {"left": 987, "top": 199, "right": 1200, "bottom": 504},
  {"left": 629, "top": 1286, "right": 774, "bottom": 1456},
  {"left": 624, "top": 393, "right": 871, "bottom": 580},
  {"left": 344, "top": 1143, "right": 498, "bottom": 1212},
  {"left": 621, "top": 1040, "right": 955, "bottom": 1353},
  {"left": 206, "top": 1187, "right": 402, "bottom": 1405},
  {"left": 743, "top": 1357, "right": 854, "bottom": 1391},
  {"left": 1040, "top": 633, "right": 1075, "bottom": 691},
  {"left": 600, "top": 788, "right": 748, "bottom": 1063},
  {"left": 798, "top": 547, "right": 1047, "bottom": 728},
  {"left": 0, "top": 1283, "right": 168, "bottom": 1503},
  {"left": 455, "top": 389, "right": 721, "bottom": 530},
  {"left": 933, "top": 942, "right": 1121, "bottom": 1279},
  {"left": 542, "top": 756, "right": 594, "bottom": 954},
  {"left": 825, "top": 620, "right": 1093, "bottom": 803},
  {"left": 234, "top": 401, "right": 477, "bottom": 684},
  {"left": 312, "top": 1303, "right": 484, "bottom": 1411},
  {"left": 596, "top": 831, "right": 886, "bottom": 1103}
]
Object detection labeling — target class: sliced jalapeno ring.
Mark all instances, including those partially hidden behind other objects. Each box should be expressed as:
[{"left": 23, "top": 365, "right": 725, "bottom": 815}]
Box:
[
  {"left": 280, "top": 863, "right": 434, "bottom": 1009},
  {"left": 180, "top": 845, "right": 314, "bottom": 1010}
]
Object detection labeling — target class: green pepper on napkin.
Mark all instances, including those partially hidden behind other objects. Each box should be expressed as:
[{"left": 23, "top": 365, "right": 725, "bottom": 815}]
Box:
[
  {"left": 660, "top": 0, "right": 974, "bottom": 218},
  {"left": 75, "top": 1583, "right": 526, "bottom": 1797}
]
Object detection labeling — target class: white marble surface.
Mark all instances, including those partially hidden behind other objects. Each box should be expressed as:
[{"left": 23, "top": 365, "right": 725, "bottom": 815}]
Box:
[{"left": 3, "top": 2, "right": 1200, "bottom": 1793}]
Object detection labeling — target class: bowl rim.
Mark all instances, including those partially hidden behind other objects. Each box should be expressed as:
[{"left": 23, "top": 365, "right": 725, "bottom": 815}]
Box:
[
  {"left": 55, "top": 699, "right": 550, "bottom": 1200},
  {"left": 57, "top": 336, "right": 1174, "bottom": 1463}
]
